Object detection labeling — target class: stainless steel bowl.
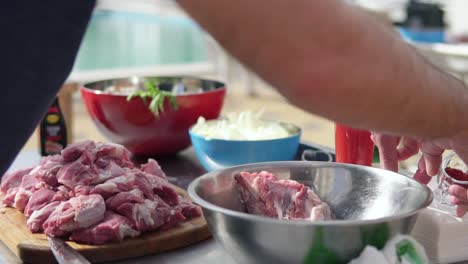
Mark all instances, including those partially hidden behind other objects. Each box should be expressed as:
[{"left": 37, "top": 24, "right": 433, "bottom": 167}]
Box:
[{"left": 188, "top": 161, "right": 433, "bottom": 264}]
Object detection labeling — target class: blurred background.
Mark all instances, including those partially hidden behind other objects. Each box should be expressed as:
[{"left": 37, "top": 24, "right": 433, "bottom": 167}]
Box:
[{"left": 24, "top": 0, "right": 468, "bottom": 172}]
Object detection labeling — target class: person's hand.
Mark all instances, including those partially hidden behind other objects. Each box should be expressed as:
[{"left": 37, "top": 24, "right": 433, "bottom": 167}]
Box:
[
  {"left": 370, "top": 133, "right": 432, "bottom": 184},
  {"left": 448, "top": 185, "right": 468, "bottom": 217},
  {"left": 372, "top": 131, "right": 468, "bottom": 216}
]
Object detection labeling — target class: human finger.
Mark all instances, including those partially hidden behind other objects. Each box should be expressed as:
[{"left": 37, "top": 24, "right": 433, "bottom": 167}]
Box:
[
  {"left": 413, "top": 156, "right": 431, "bottom": 185},
  {"left": 456, "top": 205, "right": 468, "bottom": 217},
  {"left": 448, "top": 185, "right": 468, "bottom": 202},
  {"left": 397, "top": 137, "right": 419, "bottom": 161},
  {"left": 419, "top": 141, "right": 445, "bottom": 176},
  {"left": 449, "top": 195, "right": 468, "bottom": 205},
  {"left": 372, "top": 133, "right": 400, "bottom": 172}
]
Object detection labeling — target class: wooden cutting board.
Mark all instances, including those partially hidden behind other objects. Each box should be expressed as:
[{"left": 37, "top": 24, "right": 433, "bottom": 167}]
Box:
[{"left": 0, "top": 185, "right": 211, "bottom": 264}]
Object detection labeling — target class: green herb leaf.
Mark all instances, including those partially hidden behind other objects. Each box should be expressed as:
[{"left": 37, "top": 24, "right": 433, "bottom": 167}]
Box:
[
  {"left": 126, "top": 80, "right": 179, "bottom": 117},
  {"left": 168, "top": 95, "right": 178, "bottom": 110},
  {"left": 149, "top": 94, "right": 161, "bottom": 116},
  {"left": 144, "top": 81, "right": 154, "bottom": 93},
  {"left": 127, "top": 93, "right": 136, "bottom": 101},
  {"left": 158, "top": 96, "right": 165, "bottom": 113}
]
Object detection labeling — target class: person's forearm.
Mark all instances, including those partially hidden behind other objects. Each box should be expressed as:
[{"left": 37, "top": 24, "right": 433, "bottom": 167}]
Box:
[{"left": 177, "top": 0, "right": 468, "bottom": 139}]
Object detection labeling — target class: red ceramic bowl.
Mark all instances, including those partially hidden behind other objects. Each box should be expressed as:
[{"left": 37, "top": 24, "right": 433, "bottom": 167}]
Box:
[{"left": 80, "top": 76, "right": 226, "bottom": 156}]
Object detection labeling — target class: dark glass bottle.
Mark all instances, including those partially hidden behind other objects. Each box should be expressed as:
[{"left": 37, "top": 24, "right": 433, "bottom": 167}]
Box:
[{"left": 39, "top": 97, "right": 68, "bottom": 156}]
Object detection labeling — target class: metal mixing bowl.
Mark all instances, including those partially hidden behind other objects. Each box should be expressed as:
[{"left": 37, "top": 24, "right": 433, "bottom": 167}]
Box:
[{"left": 188, "top": 161, "right": 433, "bottom": 264}]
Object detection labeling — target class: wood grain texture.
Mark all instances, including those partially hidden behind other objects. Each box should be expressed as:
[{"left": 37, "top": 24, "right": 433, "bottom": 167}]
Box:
[{"left": 0, "top": 185, "right": 211, "bottom": 264}]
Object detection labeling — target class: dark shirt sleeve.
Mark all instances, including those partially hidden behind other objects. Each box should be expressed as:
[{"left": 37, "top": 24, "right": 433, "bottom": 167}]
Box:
[{"left": 0, "top": 0, "right": 96, "bottom": 176}]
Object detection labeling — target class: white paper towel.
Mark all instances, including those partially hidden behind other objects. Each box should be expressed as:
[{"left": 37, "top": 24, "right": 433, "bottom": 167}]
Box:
[{"left": 349, "top": 235, "right": 429, "bottom": 264}]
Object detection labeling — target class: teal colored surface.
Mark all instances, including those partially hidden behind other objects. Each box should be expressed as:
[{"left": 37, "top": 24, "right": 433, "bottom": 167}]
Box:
[{"left": 73, "top": 10, "right": 209, "bottom": 71}]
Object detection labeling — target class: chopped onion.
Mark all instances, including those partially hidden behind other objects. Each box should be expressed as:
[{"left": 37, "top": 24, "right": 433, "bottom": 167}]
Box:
[{"left": 191, "top": 111, "right": 291, "bottom": 140}]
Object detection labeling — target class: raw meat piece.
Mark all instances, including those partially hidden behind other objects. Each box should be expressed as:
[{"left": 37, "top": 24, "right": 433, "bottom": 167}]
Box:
[
  {"left": 111, "top": 197, "right": 184, "bottom": 232},
  {"left": 34, "top": 155, "right": 64, "bottom": 186},
  {"left": 95, "top": 142, "right": 134, "bottom": 169},
  {"left": 27, "top": 201, "right": 61, "bottom": 233},
  {"left": 43, "top": 202, "right": 75, "bottom": 237},
  {"left": 24, "top": 188, "right": 55, "bottom": 217},
  {"left": 2, "top": 187, "right": 19, "bottom": 207},
  {"left": 235, "top": 171, "right": 332, "bottom": 221},
  {"left": 14, "top": 173, "right": 42, "bottom": 211},
  {"left": 105, "top": 189, "right": 145, "bottom": 209},
  {"left": 70, "top": 211, "right": 140, "bottom": 245},
  {"left": 52, "top": 186, "right": 70, "bottom": 202},
  {"left": 61, "top": 140, "right": 96, "bottom": 162},
  {"left": 1, "top": 167, "right": 34, "bottom": 193},
  {"left": 310, "top": 204, "right": 333, "bottom": 221},
  {"left": 43, "top": 194, "right": 106, "bottom": 237},
  {"left": 72, "top": 185, "right": 92, "bottom": 196},
  {"left": 90, "top": 173, "right": 153, "bottom": 200},
  {"left": 141, "top": 159, "right": 167, "bottom": 180},
  {"left": 93, "top": 161, "right": 126, "bottom": 184},
  {"left": 56, "top": 151, "right": 98, "bottom": 188},
  {"left": 0, "top": 140, "right": 202, "bottom": 245},
  {"left": 174, "top": 200, "right": 202, "bottom": 219},
  {"left": 130, "top": 169, "right": 178, "bottom": 206}
]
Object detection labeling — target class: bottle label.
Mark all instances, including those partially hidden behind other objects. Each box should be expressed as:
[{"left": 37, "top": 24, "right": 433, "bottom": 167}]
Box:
[
  {"left": 40, "top": 98, "right": 67, "bottom": 156},
  {"left": 44, "top": 140, "right": 64, "bottom": 155}
]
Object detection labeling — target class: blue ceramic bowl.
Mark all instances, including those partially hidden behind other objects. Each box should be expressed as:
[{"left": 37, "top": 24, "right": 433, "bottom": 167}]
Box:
[{"left": 189, "top": 121, "right": 301, "bottom": 171}]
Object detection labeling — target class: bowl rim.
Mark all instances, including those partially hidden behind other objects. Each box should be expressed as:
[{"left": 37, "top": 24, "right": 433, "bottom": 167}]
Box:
[
  {"left": 188, "top": 118, "right": 302, "bottom": 142},
  {"left": 188, "top": 161, "right": 433, "bottom": 226},
  {"left": 80, "top": 75, "right": 226, "bottom": 97}
]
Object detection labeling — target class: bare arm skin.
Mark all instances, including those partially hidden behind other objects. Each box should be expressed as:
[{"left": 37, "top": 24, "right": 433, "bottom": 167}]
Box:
[{"left": 177, "top": 0, "right": 468, "bottom": 140}]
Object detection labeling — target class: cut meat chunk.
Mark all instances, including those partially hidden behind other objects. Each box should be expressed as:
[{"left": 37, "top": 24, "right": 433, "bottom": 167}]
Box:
[
  {"left": 93, "top": 161, "right": 126, "bottom": 184},
  {"left": 90, "top": 173, "right": 153, "bottom": 200},
  {"left": 43, "top": 201, "right": 74, "bottom": 237},
  {"left": 56, "top": 151, "right": 98, "bottom": 188},
  {"left": 34, "top": 155, "right": 64, "bottom": 186},
  {"left": 27, "top": 201, "right": 61, "bottom": 233},
  {"left": 52, "top": 186, "right": 70, "bottom": 202},
  {"left": 24, "top": 188, "right": 55, "bottom": 217},
  {"left": 111, "top": 197, "right": 184, "bottom": 232},
  {"left": 1, "top": 140, "right": 202, "bottom": 245},
  {"left": 95, "top": 142, "right": 134, "bottom": 169},
  {"left": 43, "top": 194, "right": 106, "bottom": 237},
  {"left": 68, "top": 194, "right": 106, "bottom": 228},
  {"left": 174, "top": 200, "right": 202, "bottom": 219},
  {"left": 105, "top": 189, "right": 145, "bottom": 209},
  {"left": 140, "top": 159, "right": 167, "bottom": 180},
  {"left": 14, "top": 173, "right": 42, "bottom": 211},
  {"left": 1, "top": 167, "right": 34, "bottom": 193},
  {"left": 61, "top": 140, "right": 96, "bottom": 162},
  {"left": 310, "top": 203, "right": 332, "bottom": 221},
  {"left": 73, "top": 185, "right": 92, "bottom": 196},
  {"left": 130, "top": 169, "right": 178, "bottom": 206},
  {"left": 2, "top": 187, "right": 19, "bottom": 207},
  {"left": 235, "top": 171, "right": 332, "bottom": 221},
  {"left": 70, "top": 211, "right": 140, "bottom": 245}
]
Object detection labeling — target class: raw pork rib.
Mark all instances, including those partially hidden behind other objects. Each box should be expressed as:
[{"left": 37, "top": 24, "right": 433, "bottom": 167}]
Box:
[
  {"left": 0, "top": 140, "right": 202, "bottom": 245},
  {"left": 235, "top": 171, "right": 332, "bottom": 221}
]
